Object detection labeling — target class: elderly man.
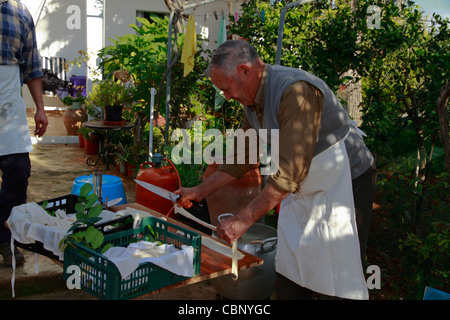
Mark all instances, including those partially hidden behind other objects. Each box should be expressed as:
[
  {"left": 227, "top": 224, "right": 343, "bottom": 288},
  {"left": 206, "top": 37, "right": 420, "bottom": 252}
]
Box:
[
  {"left": 0, "top": 0, "right": 48, "bottom": 266},
  {"left": 176, "top": 40, "right": 375, "bottom": 300}
]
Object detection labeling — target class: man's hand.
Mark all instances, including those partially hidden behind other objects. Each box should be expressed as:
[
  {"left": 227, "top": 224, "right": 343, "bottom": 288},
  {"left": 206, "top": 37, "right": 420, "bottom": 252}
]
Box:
[
  {"left": 216, "top": 213, "right": 250, "bottom": 243},
  {"left": 216, "top": 182, "right": 289, "bottom": 243},
  {"left": 174, "top": 186, "right": 202, "bottom": 208},
  {"left": 27, "top": 77, "right": 48, "bottom": 137},
  {"left": 174, "top": 170, "right": 237, "bottom": 208},
  {"left": 34, "top": 109, "right": 48, "bottom": 137}
]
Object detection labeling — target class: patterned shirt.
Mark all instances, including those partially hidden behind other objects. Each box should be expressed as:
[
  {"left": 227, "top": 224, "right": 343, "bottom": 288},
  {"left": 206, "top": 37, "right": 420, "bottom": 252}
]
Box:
[{"left": 0, "top": 0, "right": 42, "bottom": 84}]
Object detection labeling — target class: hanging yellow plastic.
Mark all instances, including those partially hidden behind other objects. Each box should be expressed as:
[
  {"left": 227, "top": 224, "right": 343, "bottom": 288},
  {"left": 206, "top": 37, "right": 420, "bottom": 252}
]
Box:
[{"left": 181, "top": 15, "right": 196, "bottom": 77}]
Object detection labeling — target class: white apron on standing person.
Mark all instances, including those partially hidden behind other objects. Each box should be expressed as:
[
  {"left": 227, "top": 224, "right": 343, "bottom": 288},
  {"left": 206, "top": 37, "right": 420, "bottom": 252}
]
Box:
[
  {"left": 276, "top": 136, "right": 369, "bottom": 300},
  {"left": 0, "top": 65, "right": 33, "bottom": 156}
]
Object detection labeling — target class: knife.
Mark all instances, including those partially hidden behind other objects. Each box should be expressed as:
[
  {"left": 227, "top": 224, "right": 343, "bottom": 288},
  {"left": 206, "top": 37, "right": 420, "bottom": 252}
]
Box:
[
  {"left": 134, "top": 179, "right": 180, "bottom": 202},
  {"left": 134, "top": 179, "right": 217, "bottom": 231}
]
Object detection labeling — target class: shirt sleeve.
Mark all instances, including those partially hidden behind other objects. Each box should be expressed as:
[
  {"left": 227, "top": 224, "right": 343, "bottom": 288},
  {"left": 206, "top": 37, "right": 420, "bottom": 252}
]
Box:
[
  {"left": 267, "top": 81, "right": 323, "bottom": 193},
  {"left": 21, "top": 12, "right": 42, "bottom": 83}
]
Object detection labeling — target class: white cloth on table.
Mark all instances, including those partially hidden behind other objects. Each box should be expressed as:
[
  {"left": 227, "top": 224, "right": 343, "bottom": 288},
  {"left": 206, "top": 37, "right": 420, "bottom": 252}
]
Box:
[{"left": 102, "top": 241, "right": 195, "bottom": 280}]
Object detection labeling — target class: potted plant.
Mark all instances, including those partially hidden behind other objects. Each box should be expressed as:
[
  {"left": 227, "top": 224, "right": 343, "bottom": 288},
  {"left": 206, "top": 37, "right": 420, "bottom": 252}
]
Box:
[
  {"left": 87, "top": 80, "right": 133, "bottom": 124},
  {"left": 61, "top": 86, "right": 87, "bottom": 136},
  {"left": 77, "top": 127, "right": 86, "bottom": 148},
  {"left": 62, "top": 85, "right": 86, "bottom": 110},
  {"left": 113, "top": 142, "right": 130, "bottom": 175},
  {"left": 79, "top": 127, "right": 99, "bottom": 155},
  {"left": 62, "top": 90, "right": 87, "bottom": 136}
]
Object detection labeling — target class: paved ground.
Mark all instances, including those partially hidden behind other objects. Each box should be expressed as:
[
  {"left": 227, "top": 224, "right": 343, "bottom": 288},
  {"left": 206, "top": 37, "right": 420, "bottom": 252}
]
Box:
[{"left": 0, "top": 140, "right": 217, "bottom": 300}]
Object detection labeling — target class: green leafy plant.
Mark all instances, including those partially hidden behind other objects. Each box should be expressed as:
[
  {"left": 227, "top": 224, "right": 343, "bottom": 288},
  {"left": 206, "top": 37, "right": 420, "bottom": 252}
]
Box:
[
  {"left": 87, "top": 80, "right": 133, "bottom": 109},
  {"left": 59, "top": 183, "right": 113, "bottom": 254}
]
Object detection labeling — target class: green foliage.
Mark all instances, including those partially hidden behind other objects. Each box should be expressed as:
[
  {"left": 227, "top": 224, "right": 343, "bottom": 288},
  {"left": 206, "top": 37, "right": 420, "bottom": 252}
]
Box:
[
  {"left": 98, "top": 17, "right": 213, "bottom": 127},
  {"left": 231, "top": 0, "right": 449, "bottom": 171},
  {"left": 87, "top": 80, "right": 134, "bottom": 108},
  {"left": 164, "top": 118, "right": 217, "bottom": 187},
  {"left": 360, "top": 2, "right": 449, "bottom": 167},
  {"left": 100, "top": 16, "right": 168, "bottom": 112},
  {"left": 372, "top": 169, "right": 450, "bottom": 299},
  {"left": 59, "top": 184, "right": 112, "bottom": 254}
]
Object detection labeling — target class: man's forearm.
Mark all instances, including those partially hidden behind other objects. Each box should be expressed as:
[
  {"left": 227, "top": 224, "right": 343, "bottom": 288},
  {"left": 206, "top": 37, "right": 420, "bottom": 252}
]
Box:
[
  {"left": 197, "top": 170, "right": 237, "bottom": 200},
  {"left": 240, "top": 182, "right": 289, "bottom": 226},
  {"left": 26, "top": 77, "right": 44, "bottom": 111},
  {"left": 217, "top": 182, "right": 289, "bottom": 242},
  {"left": 26, "top": 77, "right": 48, "bottom": 137}
]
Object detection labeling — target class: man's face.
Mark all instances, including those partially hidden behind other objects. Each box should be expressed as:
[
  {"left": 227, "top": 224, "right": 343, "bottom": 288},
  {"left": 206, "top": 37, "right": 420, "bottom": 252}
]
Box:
[{"left": 209, "top": 66, "right": 254, "bottom": 107}]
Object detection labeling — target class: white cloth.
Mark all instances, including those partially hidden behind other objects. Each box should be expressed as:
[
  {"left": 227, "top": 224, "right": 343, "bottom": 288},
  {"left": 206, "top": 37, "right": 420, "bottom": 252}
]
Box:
[
  {"left": 0, "top": 65, "right": 33, "bottom": 156},
  {"left": 6, "top": 204, "right": 165, "bottom": 298},
  {"left": 102, "top": 241, "right": 195, "bottom": 280},
  {"left": 113, "top": 207, "right": 167, "bottom": 228},
  {"left": 7, "top": 202, "right": 75, "bottom": 260},
  {"left": 7, "top": 205, "right": 163, "bottom": 261},
  {"left": 275, "top": 138, "right": 369, "bottom": 300}
]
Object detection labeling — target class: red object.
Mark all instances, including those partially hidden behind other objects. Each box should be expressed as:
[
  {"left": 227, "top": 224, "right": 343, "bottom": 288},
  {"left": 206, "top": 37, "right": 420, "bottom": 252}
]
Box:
[
  {"left": 203, "top": 163, "right": 262, "bottom": 226},
  {"left": 135, "top": 160, "right": 180, "bottom": 218},
  {"left": 84, "top": 136, "right": 99, "bottom": 155},
  {"left": 78, "top": 132, "right": 85, "bottom": 148}
]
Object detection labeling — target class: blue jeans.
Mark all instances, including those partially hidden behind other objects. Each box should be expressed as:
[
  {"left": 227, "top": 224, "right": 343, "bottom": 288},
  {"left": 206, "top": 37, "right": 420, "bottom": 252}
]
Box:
[{"left": 0, "top": 153, "right": 31, "bottom": 243}]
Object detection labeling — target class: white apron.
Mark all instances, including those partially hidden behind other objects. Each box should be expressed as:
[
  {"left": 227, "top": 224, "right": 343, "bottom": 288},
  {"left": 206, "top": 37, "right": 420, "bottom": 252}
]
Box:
[
  {"left": 275, "top": 137, "right": 369, "bottom": 300},
  {"left": 0, "top": 64, "right": 33, "bottom": 156}
]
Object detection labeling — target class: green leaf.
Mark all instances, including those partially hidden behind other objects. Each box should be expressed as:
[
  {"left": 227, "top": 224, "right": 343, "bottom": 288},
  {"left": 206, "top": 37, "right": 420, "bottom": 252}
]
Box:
[
  {"left": 85, "top": 227, "right": 104, "bottom": 250},
  {"left": 85, "top": 193, "right": 98, "bottom": 209},
  {"left": 101, "top": 243, "right": 114, "bottom": 254},
  {"left": 75, "top": 202, "right": 85, "bottom": 215},
  {"left": 75, "top": 211, "right": 85, "bottom": 221},
  {"left": 85, "top": 217, "right": 102, "bottom": 225},
  {"left": 87, "top": 204, "right": 102, "bottom": 219},
  {"left": 80, "top": 183, "right": 93, "bottom": 197},
  {"left": 68, "top": 222, "right": 83, "bottom": 232},
  {"left": 71, "top": 231, "right": 85, "bottom": 242},
  {"left": 84, "top": 226, "right": 98, "bottom": 243}
]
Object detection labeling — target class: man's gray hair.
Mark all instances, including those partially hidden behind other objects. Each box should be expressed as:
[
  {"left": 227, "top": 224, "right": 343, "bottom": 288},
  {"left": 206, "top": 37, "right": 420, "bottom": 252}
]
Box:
[{"left": 206, "top": 40, "right": 260, "bottom": 76}]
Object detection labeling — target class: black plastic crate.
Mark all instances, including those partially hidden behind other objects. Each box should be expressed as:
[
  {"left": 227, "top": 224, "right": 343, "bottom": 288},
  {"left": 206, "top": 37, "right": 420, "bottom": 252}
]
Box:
[
  {"left": 14, "top": 194, "right": 133, "bottom": 261},
  {"left": 14, "top": 194, "right": 79, "bottom": 260}
]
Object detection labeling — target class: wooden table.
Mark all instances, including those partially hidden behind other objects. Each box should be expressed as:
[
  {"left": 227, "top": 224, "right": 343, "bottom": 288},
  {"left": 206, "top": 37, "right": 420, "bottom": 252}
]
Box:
[{"left": 110, "top": 203, "right": 263, "bottom": 297}]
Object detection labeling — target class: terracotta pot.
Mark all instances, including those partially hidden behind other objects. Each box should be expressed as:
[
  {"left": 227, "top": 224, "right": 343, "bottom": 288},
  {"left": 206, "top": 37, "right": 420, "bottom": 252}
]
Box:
[
  {"left": 126, "top": 163, "right": 137, "bottom": 177},
  {"left": 78, "top": 132, "right": 85, "bottom": 148},
  {"left": 84, "top": 134, "right": 99, "bottom": 155},
  {"left": 62, "top": 108, "right": 86, "bottom": 135},
  {"left": 203, "top": 163, "right": 262, "bottom": 226}
]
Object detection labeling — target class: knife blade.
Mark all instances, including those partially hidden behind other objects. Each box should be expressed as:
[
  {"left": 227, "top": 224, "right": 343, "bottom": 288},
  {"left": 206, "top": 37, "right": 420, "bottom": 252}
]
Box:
[
  {"left": 134, "top": 179, "right": 180, "bottom": 202},
  {"left": 135, "top": 179, "right": 216, "bottom": 231}
]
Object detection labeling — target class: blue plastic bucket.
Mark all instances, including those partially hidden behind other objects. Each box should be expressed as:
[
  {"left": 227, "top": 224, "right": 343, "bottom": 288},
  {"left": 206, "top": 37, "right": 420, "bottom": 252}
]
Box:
[{"left": 71, "top": 174, "right": 127, "bottom": 205}]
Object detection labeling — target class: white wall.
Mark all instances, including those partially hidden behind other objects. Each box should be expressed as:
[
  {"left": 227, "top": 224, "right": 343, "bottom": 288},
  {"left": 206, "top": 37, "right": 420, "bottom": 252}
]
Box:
[
  {"left": 22, "top": 0, "right": 88, "bottom": 78},
  {"left": 20, "top": 0, "right": 244, "bottom": 85},
  {"left": 104, "top": 0, "right": 167, "bottom": 46},
  {"left": 104, "top": 0, "right": 242, "bottom": 52}
]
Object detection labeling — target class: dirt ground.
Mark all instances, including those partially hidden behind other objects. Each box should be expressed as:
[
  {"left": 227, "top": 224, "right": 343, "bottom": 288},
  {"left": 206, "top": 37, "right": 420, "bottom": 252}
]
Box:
[{"left": 0, "top": 134, "right": 218, "bottom": 300}]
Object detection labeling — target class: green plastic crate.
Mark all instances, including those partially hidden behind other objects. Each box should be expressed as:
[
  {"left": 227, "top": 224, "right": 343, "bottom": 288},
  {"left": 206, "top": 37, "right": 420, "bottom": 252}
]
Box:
[{"left": 63, "top": 217, "right": 201, "bottom": 300}]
